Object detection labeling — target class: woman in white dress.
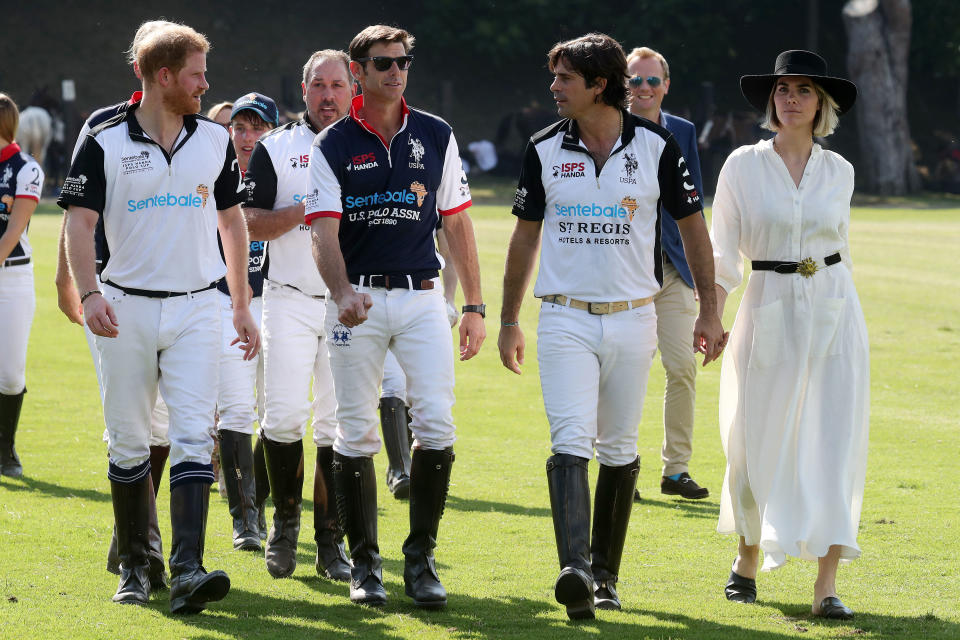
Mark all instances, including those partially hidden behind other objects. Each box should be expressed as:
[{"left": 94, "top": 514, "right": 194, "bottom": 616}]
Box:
[{"left": 711, "top": 50, "right": 869, "bottom": 620}]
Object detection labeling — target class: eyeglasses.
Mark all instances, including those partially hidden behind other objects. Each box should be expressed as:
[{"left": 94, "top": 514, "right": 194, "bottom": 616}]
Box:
[
  {"left": 353, "top": 55, "right": 414, "bottom": 72},
  {"left": 628, "top": 75, "right": 663, "bottom": 88}
]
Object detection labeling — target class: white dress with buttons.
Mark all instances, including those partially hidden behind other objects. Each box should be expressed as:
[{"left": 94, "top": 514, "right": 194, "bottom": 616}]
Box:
[{"left": 710, "top": 138, "right": 870, "bottom": 570}]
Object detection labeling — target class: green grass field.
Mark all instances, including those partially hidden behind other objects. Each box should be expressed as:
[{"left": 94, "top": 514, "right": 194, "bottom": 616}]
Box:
[{"left": 2, "top": 201, "right": 958, "bottom": 639}]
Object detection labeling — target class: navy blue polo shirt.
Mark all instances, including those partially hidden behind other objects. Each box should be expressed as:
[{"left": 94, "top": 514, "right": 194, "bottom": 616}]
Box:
[{"left": 304, "top": 95, "right": 470, "bottom": 276}]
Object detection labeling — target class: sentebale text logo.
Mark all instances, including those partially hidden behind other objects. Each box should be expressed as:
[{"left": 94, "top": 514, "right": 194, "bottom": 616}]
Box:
[{"left": 128, "top": 191, "right": 204, "bottom": 212}]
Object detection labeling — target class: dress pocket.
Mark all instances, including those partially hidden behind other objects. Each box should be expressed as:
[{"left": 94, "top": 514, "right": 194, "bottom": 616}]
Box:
[
  {"left": 810, "top": 297, "right": 845, "bottom": 358},
  {"left": 748, "top": 299, "right": 785, "bottom": 369}
]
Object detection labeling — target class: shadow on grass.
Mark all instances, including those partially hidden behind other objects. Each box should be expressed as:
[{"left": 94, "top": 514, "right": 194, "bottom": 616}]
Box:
[
  {"left": 0, "top": 475, "right": 110, "bottom": 503},
  {"left": 147, "top": 582, "right": 835, "bottom": 640},
  {"left": 445, "top": 494, "right": 550, "bottom": 518},
  {"left": 753, "top": 601, "right": 960, "bottom": 638},
  {"left": 632, "top": 496, "right": 720, "bottom": 519}
]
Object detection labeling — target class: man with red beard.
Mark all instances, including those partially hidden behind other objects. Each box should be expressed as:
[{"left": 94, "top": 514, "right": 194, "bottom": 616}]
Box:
[
  {"left": 242, "top": 49, "right": 353, "bottom": 583},
  {"left": 54, "top": 18, "right": 176, "bottom": 595},
  {"left": 60, "top": 24, "right": 259, "bottom": 613}
]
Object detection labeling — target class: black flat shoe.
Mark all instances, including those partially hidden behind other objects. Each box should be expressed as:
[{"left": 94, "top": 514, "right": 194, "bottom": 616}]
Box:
[
  {"left": 661, "top": 473, "right": 709, "bottom": 499},
  {"left": 816, "top": 596, "right": 854, "bottom": 620},
  {"left": 724, "top": 570, "right": 756, "bottom": 603}
]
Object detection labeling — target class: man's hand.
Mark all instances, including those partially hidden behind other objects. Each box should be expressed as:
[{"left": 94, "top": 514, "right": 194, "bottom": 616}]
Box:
[
  {"left": 84, "top": 294, "right": 119, "bottom": 337},
  {"left": 694, "top": 313, "right": 727, "bottom": 366},
  {"left": 458, "top": 311, "right": 485, "bottom": 361},
  {"left": 57, "top": 280, "right": 84, "bottom": 325},
  {"left": 498, "top": 324, "right": 525, "bottom": 374},
  {"left": 231, "top": 306, "right": 261, "bottom": 361},
  {"left": 337, "top": 289, "right": 373, "bottom": 327}
]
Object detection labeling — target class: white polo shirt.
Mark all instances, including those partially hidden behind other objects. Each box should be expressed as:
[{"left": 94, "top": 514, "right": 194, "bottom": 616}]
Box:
[
  {"left": 512, "top": 111, "right": 702, "bottom": 301},
  {"left": 244, "top": 116, "right": 328, "bottom": 297},
  {"left": 58, "top": 103, "right": 244, "bottom": 291}
]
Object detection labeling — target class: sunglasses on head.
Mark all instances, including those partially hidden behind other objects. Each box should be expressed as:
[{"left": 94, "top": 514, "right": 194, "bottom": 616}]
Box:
[
  {"left": 628, "top": 75, "right": 662, "bottom": 88},
  {"left": 354, "top": 55, "right": 414, "bottom": 72}
]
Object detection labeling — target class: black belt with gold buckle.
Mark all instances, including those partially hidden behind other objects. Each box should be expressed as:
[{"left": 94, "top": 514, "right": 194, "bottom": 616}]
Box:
[{"left": 752, "top": 253, "right": 841, "bottom": 277}]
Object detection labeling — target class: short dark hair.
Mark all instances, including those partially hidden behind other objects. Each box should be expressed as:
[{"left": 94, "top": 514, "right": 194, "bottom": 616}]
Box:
[
  {"left": 349, "top": 24, "right": 415, "bottom": 61},
  {"left": 548, "top": 33, "right": 628, "bottom": 108},
  {"left": 230, "top": 110, "right": 271, "bottom": 128}
]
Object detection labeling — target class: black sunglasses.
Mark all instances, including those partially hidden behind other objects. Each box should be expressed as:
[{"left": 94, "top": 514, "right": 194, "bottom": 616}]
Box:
[
  {"left": 353, "top": 55, "right": 414, "bottom": 72},
  {"left": 628, "top": 75, "right": 663, "bottom": 88}
]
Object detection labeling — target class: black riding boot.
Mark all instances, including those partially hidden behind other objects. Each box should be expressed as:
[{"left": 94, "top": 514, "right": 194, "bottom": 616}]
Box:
[
  {"left": 263, "top": 437, "right": 303, "bottom": 578},
  {"left": 253, "top": 435, "right": 270, "bottom": 540},
  {"left": 379, "top": 397, "right": 411, "bottom": 499},
  {"left": 147, "top": 445, "right": 170, "bottom": 589},
  {"left": 333, "top": 452, "right": 386, "bottom": 605},
  {"left": 314, "top": 446, "right": 351, "bottom": 581},
  {"left": 110, "top": 473, "right": 152, "bottom": 604},
  {"left": 106, "top": 472, "right": 168, "bottom": 590},
  {"left": 402, "top": 447, "right": 454, "bottom": 609},
  {"left": 547, "top": 453, "right": 594, "bottom": 620},
  {"left": 219, "top": 430, "right": 262, "bottom": 551},
  {"left": 168, "top": 474, "right": 230, "bottom": 614},
  {"left": 591, "top": 456, "right": 640, "bottom": 611},
  {"left": 0, "top": 390, "right": 25, "bottom": 478}
]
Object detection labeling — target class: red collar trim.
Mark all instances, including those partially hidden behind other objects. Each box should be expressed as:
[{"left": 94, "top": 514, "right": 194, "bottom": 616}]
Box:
[
  {"left": 349, "top": 95, "right": 409, "bottom": 149},
  {"left": 0, "top": 142, "right": 22, "bottom": 163},
  {"left": 128, "top": 91, "right": 143, "bottom": 106}
]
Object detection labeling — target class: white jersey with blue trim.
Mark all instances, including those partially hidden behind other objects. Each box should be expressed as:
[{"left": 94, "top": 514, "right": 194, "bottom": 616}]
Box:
[
  {"left": 244, "top": 117, "right": 328, "bottom": 296},
  {"left": 57, "top": 104, "right": 244, "bottom": 291},
  {"left": 512, "top": 111, "right": 702, "bottom": 301}
]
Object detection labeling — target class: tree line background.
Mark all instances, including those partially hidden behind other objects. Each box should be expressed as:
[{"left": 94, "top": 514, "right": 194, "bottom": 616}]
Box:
[{"left": 3, "top": 0, "right": 959, "bottom": 195}]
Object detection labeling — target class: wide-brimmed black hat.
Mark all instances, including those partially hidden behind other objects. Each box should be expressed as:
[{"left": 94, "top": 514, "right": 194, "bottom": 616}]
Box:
[{"left": 740, "top": 50, "right": 858, "bottom": 115}]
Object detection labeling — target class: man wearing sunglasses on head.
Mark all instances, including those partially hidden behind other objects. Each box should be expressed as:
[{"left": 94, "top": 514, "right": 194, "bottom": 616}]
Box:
[
  {"left": 626, "top": 46, "right": 710, "bottom": 503},
  {"left": 305, "top": 24, "right": 485, "bottom": 609}
]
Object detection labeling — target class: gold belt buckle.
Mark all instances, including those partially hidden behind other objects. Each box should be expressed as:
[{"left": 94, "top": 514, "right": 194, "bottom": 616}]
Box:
[
  {"left": 797, "top": 257, "right": 818, "bottom": 278},
  {"left": 588, "top": 302, "right": 611, "bottom": 315}
]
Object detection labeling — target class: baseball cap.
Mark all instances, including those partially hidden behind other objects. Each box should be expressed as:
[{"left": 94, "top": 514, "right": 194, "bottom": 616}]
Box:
[{"left": 230, "top": 92, "right": 279, "bottom": 126}]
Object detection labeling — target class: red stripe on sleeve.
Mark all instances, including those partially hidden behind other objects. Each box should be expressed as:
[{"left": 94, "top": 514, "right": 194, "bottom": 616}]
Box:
[
  {"left": 305, "top": 211, "right": 342, "bottom": 224},
  {"left": 439, "top": 200, "right": 472, "bottom": 216}
]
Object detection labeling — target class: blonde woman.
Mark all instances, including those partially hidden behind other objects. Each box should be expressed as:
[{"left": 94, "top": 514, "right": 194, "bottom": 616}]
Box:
[{"left": 711, "top": 51, "right": 868, "bottom": 620}]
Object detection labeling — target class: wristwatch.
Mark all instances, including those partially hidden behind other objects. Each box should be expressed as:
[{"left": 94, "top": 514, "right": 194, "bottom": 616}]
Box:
[{"left": 461, "top": 304, "right": 486, "bottom": 318}]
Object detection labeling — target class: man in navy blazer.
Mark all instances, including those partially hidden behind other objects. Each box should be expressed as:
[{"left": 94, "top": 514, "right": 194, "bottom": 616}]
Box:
[{"left": 626, "top": 47, "right": 709, "bottom": 501}]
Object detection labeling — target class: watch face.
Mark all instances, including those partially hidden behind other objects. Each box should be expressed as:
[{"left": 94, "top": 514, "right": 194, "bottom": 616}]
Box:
[{"left": 462, "top": 304, "right": 486, "bottom": 318}]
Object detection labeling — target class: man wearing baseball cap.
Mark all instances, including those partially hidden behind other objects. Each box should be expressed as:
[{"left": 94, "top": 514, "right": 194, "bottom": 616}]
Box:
[
  {"left": 230, "top": 92, "right": 279, "bottom": 174},
  {"left": 215, "top": 91, "right": 278, "bottom": 552}
]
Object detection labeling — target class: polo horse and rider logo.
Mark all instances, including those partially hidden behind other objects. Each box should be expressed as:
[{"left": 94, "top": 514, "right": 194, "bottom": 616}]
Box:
[{"left": 409, "top": 137, "right": 425, "bottom": 163}]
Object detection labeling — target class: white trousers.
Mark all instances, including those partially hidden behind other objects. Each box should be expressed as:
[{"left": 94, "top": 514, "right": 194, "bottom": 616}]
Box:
[
  {"left": 537, "top": 300, "right": 658, "bottom": 467},
  {"left": 216, "top": 293, "right": 264, "bottom": 435},
  {"left": 260, "top": 281, "right": 337, "bottom": 445},
  {"left": 654, "top": 262, "right": 699, "bottom": 476},
  {"left": 87, "top": 291, "right": 170, "bottom": 448},
  {"left": 326, "top": 284, "right": 455, "bottom": 457},
  {"left": 381, "top": 350, "right": 406, "bottom": 400},
  {"left": 97, "top": 284, "right": 221, "bottom": 468},
  {"left": 0, "top": 264, "right": 34, "bottom": 394}
]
